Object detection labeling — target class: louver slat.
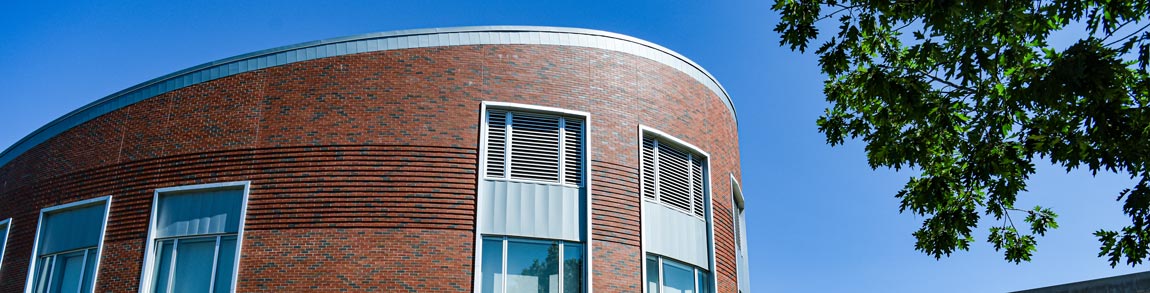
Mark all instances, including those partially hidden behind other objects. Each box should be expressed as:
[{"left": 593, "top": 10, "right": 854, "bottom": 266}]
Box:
[
  {"left": 657, "top": 142, "right": 694, "bottom": 214},
  {"left": 641, "top": 137, "right": 657, "bottom": 200},
  {"left": 509, "top": 112, "right": 561, "bottom": 182},
  {"left": 486, "top": 110, "right": 508, "bottom": 178},
  {"left": 734, "top": 207, "right": 742, "bottom": 251},
  {"left": 564, "top": 120, "right": 583, "bottom": 185},
  {"left": 643, "top": 135, "right": 708, "bottom": 218},
  {"left": 485, "top": 109, "right": 583, "bottom": 186},
  {"left": 691, "top": 156, "right": 705, "bottom": 217}
]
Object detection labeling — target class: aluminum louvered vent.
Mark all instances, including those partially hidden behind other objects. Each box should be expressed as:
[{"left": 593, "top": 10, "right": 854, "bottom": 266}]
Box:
[
  {"left": 642, "top": 137, "right": 657, "bottom": 200},
  {"left": 563, "top": 119, "right": 584, "bottom": 184},
  {"left": 484, "top": 109, "right": 583, "bottom": 186},
  {"left": 734, "top": 206, "right": 741, "bottom": 251},
  {"left": 486, "top": 110, "right": 509, "bottom": 179},
  {"left": 691, "top": 156, "right": 705, "bottom": 215},
  {"left": 642, "top": 135, "right": 707, "bottom": 217}
]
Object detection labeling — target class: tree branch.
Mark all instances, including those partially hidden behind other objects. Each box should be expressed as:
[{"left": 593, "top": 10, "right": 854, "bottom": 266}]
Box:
[
  {"left": 1105, "top": 21, "right": 1150, "bottom": 48},
  {"left": 816, "top": 4, "right": 860, "bottom": 22}
]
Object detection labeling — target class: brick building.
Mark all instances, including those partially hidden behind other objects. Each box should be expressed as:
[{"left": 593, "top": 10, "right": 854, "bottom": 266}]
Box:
[{"left": 0, "top": 26, "right": 749, "bottom": 293}]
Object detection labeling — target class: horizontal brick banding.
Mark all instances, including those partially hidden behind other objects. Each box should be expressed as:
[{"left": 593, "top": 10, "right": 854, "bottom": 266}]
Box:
[
  {"left": 591, "top": 160, "right": 641, "bottom": 246},
  {"left": 0, "top": 42, "right": 741, "bottom": 292},
  {"left": 593, "top": 240, "right": 642, "bottom": 292},
  {"left": 0, "top": 143, "right": 476, "bottom": 292},
  {"left": 239, "top": 228, "right": 474, "bottom": 292}
]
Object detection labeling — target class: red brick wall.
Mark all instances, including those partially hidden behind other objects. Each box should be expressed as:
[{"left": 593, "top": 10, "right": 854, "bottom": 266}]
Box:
[{"left": 0, "top": 44, "right": 741, "bottom": 293}]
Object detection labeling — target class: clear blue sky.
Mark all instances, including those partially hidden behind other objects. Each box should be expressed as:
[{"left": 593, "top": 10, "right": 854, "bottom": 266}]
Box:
[{"left": 0, "top": 1, "right": 1143, "bottom": 292}]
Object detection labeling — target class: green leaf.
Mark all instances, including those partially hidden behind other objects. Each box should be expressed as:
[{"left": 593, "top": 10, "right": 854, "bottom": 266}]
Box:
[{"left": 774, "top": 0, "right": 1150, "bottom": 265}]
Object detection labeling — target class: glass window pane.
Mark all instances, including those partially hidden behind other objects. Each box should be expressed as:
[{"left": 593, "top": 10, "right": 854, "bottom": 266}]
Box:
[
  {"left": 33, "top": 256, "right": 53, "bottom": 293},
  {"left": 171, "top": 237, "right": 217, "bottom": 293},
  {"left": 157, "top": 190, "right": 243, "bottom": 238},
  {"left": 736, "top": 210, "right": 750, "bottom": 292},
  {"left": 0, "top": 222, "right": 8, "bottom": 259},
  {"left": 646, "top": 258, "right": 659, "bottom": 293},
  {"left": 40, "top": 204, "right": 105, "bottom": 255},
  {"left": 81, "top": 248, "right": 98, "bottom": 292},
  {"left": 506, "top": 241, "right": 558, "bottom": 293},
  {"left": 694, "top": 270, "right": 703, "bottom": 293},
  {"left": 562, "top": 244, "right": 583, "bottom": 293},
  {"left": 49, "top": 251, "right": 86, "bottom": 293},
  {"left": 481, "top": 239, "right": 504, "bottom": 293},
  {"left": 213, "top": 236, "right": 238, "bottom": 293},
  {"left": 662, "top": 261, "right": 694, "bottom": 293},
  {"left": 152, "top": 240, "right": 175, "bottom": 293}
]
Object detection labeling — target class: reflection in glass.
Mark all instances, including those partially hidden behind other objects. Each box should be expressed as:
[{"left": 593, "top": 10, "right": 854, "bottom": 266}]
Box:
[
  {"left": 482, "top": 237, "right": 583, "bottom": 293},
  {"left": 152, "top": 241, "right": 174, "bottom": 293},
  {"left": 563, "top": 244, "right": 583, "bottom": 293},
  {"left": 506, "top": 241, "right": 558, "bottom": 293},
  {"left": 32, "top": 248, "right": 98, "bottom": 293},
  {"left": 646, "top": 257, "right": 660, "bottom": 293},
  {"left": 0, "top": 222, "right": 7, "bottom": 263},
  {"left": 662, "top": 261, "right": 694, "bottom": 293},
  {"left": 151, "top": 236, "right": 238, "bottom": 293},
  {"left": 696, "top": 270, "right": 709, "bottom": 293},
  {"left": 213, "top": 236, "right": 238, "bottom": 293},
  {"left": 49, "top": 251, "right": 85, "bottom": 293},
  {"left": 172, "top": 238, "right": 216, "bottom": 293},
  {"left": 81, "top": 250, "right": 97, "bottom": 293},
  {"left": 33, "top": 256, "right": 52, "bottom": 293},
  {"left": 482, "top": 239, "right": 505, "bottom": 293}
]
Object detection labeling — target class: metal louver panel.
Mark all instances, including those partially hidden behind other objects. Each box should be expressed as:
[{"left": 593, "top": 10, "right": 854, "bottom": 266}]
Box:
[
  {"left": 691, "top": 156, "right": 705, "bottom": 217},
  {"left": 509, "top": 112, "right": 562, "bottom": 182},
  {"left": 641, "top": 137, "right": 657, "bottom": 200},
  {"left": 657, "top": 142, "right": 694, "bottom": 214},
  {"left": 486, "top": 110, "right": 508, "bottom": 178},
  {"left": 563, "top": 119, "right": 583, "bottom": 185},
  {"left": 485, "top": 108, "right": 584, "bottom": 186},
  {"left": 734, "top": 207, "right": 742, "bottom": 251},
  {"left": 644, "top": 135, "right": 708, "bottom": 218}
]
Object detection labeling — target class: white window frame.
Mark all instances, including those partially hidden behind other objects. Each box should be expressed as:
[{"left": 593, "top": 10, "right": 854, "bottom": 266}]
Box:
[
  {"left": 730, "top": 176, "right": 749, "bottom": 293},
  {"left": 137, "top": 181, "right": 251, "bottom": 293},
  {"left": 0, "top": 217, "right": 11, "bottom": 273},
  {"left": 637, "top": 125, "right": 716, "bottom": 293},
  {"left": 24, "top": 196, "right": 113, "bottom": 293},
  {"left": 474, "top": 101, "right": 594, "bottom": 293}
]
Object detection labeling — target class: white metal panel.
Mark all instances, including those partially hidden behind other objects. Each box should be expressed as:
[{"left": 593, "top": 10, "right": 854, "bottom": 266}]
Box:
[
  {"left": 480, "top": 180, "right": 583, "bottom": 242},
  {"left": 643, "top": 201, "right": 708, "bottom": 269}
]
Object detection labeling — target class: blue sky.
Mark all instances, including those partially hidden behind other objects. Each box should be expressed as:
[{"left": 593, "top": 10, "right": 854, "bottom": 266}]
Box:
[{"left": 0, "top": 1, "right": 1143, "bottom": 292}]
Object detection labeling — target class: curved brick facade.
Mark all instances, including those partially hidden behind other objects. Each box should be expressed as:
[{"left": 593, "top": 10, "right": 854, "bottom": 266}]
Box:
[{"left": 0, "top": 27, "right": 741, "bottom": 293}]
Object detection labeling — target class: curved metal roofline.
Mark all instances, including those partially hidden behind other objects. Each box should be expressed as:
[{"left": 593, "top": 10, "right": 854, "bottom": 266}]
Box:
[{"left": 0, "top": 26, "right": 736, "bottom": 166}]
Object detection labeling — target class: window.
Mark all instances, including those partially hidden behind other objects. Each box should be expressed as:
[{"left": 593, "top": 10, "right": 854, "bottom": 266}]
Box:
[
  {"left": 485, "top": 108, "right": 584, "bottom": 186},
  {"left": 0, "top": 218, "right": 9, "bottom": 272},
  {"left": 26, "top": 197, "right": 111, "bottom": 293},
  {"left": 481, "top": 236, "right": 583, "bottom": 293},
  {"left": 141, "top": 183, "right": 248, "bottom": 293},
  {"left": 731, "top": 179, "right": 750, "bottom": 293},
  {"left": 477, "top": 103, "right": 589, "bottom": 293},
  {"left": 642, "top": 135, "right": 706, "bottom": 217},
  {"left": 639, "top": 128, "right": 713, "bottom": 293},
  {"left": 646, "top": 255, "right": 710, "bottom": 293}
]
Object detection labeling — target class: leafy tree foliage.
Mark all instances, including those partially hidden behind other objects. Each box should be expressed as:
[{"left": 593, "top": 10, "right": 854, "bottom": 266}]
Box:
[{"left": 773, "top": 0, "right": 1150, "bottom": 265}]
